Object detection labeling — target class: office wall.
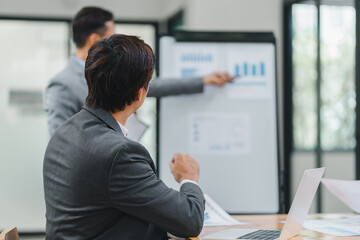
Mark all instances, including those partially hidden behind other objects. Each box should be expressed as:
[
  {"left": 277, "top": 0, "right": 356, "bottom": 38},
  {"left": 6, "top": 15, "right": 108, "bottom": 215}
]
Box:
[
  {"left": 0, "top": 0, "right": 165, "bottom": 20},
  {"left": 160, "top": 0, "right": 185, "bottom": 19}
]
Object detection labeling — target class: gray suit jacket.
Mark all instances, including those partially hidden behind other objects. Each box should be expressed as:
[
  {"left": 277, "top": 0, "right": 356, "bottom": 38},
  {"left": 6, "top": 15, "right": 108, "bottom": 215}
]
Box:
[
  {"left": 43, "top": 105, "right": 205, "bottom": 240},
  {"left": 45, "top": 56, "right": 204, "bottom": 135}
]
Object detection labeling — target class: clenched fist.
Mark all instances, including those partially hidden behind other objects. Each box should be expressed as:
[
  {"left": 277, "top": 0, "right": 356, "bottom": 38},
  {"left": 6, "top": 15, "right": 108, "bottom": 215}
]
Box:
[{"left": 169, "top": 153, "right": 199, "bottom": 183}]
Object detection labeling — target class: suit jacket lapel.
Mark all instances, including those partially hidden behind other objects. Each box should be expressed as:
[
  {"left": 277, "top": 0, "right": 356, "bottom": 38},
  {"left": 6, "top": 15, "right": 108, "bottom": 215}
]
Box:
[{"left": 83, "top": 105, "right": 123, "bottom": 135}]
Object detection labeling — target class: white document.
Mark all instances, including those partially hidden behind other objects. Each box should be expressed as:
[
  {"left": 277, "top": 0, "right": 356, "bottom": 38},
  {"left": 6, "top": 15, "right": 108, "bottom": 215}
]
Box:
[
  {"left": 204, "top": 194, "right": 247, "bottom": 226},
  {"left": 304, "top": 216, "right": 360, "bottom": 236},
  {"left": 188, "top": 113, "right": 250, "bottom": 156},
  {"left": 125, "top": 114, "right": 148, "bottom": 141},
  {"left": 321, "top": 178, "right": 360, "bottom": 213}
]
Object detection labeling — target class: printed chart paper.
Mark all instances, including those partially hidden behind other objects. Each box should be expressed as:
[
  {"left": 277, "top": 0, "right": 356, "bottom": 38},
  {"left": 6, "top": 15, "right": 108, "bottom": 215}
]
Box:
[
  {"left": 204, "top": 194, "right": 247, "bottom": 226},
  {"left": 304, "top": 216, "right": 360, "bottom": 236}
]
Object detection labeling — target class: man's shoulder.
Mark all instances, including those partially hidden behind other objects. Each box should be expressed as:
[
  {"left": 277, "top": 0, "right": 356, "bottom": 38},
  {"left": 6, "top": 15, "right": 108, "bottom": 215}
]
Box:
[
  {"left": 50, "top": 109, "right": 125, "bottom": 155},
  {"left": 48, "top": 61, "right": 83, "bottom": 87},
  {"left": 45, "top": 58, "right": 87, "bottom": 107},
  {"left": 53, "top": 109, "right": 151, "bottom": 162},
  {"left": 103, "top": 129, "right": 148, "bottom": 158},
  {"left": 73, "top": 109, "right": 143, "bottom": 149}
]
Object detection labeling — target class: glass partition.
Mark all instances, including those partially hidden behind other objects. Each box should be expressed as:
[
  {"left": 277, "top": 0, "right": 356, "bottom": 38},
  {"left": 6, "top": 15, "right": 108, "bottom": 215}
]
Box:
[{"left": 0, "top": 20, "right": 69, "bottom": 230}]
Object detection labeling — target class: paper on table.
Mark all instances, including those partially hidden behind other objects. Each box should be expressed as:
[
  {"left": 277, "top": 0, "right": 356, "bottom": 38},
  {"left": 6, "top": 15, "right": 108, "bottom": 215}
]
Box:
[
  {"left": 304, "top": 216, "right": 360, "bottom": 236},
  {"left": 125, "top": 114, "right": 148, "bottom": 141},
  {"left": 166, "top": 194, "right": 246, "bottom": 239},
  {"left": 204, "top": 194, "right": 247, "bottom": 226},
  {"left": 321, "top": 178, "right": 360, "bottom": 213}
]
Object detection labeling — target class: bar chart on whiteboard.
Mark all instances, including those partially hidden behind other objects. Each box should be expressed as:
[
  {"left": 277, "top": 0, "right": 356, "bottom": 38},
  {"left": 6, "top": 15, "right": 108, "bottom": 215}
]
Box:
[{"left": 225, "top": 44, "right": 275, "bottom": 100}]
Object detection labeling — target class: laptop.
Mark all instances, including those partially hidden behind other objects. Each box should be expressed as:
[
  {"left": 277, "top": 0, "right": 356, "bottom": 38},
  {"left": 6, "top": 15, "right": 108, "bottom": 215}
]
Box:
[{"left": 204, "top": 167, "right": 325, "bottom": 240}]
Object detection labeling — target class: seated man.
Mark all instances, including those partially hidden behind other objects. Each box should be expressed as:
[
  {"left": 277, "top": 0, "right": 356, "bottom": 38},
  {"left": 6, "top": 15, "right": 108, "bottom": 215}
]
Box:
[{"left": 43, "top": 34, "right": 205, "bottom": 240}]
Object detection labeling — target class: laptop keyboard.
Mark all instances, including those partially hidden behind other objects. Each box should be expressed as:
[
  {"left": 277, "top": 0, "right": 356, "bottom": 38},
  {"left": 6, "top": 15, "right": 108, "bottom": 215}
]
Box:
[{"left": 237, "top": 230, "right": 281, "bottom": 239}]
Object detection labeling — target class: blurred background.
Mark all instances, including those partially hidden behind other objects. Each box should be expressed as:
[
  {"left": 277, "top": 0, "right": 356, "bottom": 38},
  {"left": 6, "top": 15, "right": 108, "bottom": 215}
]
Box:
[{"left": 0, "top": 0, "right": 358, "bottom": 237}]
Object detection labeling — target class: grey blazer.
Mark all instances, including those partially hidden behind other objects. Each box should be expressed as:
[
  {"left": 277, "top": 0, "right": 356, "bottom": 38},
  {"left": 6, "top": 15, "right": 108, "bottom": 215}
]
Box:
[
  {"left": 43, "top": 105, "right": 205, "bottom": 240},
  {"left": 45, "top": 56, "right": 204, "bottom": 135}
]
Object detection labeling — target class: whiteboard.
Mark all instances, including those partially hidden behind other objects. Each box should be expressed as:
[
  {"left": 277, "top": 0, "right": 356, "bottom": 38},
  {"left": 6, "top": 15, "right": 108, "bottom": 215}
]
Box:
[{"left": 158, "top": 32, "right": 280, "bottom": 213}]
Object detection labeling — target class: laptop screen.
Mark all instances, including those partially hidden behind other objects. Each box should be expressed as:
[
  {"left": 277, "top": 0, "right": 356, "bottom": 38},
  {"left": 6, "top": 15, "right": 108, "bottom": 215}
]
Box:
[{"left": 280, "top": 167, "right": 325, "bottom": 240}]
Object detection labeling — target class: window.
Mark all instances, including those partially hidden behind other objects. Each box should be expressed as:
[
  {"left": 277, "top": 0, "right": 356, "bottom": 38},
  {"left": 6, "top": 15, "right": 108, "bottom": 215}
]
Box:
[
  {"left": 291, "top": 2, "right": 356, "bottom": 151},
  {"left": 0, "top": 19, "right": 69, "bottom": 230},
  {"left": 320, "top": 5, "right": 356, "bottom": 150},
  {"left": 292, "top": 4, "right": 318, "bottom": 150},
  {"left": 284, "top": 0, "right": 357, "bottom": 212}
]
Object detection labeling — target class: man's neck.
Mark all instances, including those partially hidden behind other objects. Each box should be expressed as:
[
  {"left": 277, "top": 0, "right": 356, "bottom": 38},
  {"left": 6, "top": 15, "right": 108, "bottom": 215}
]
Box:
[
  {"left": 110, "top": 106, "right": 136, "bottom": 126},
  {"left": 75, "top": 47, "right": 89, "bottom": 61}
]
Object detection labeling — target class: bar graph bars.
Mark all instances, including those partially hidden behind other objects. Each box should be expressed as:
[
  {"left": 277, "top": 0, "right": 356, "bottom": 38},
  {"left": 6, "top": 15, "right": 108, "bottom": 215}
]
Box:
[{"left": 235, "top": 62, "right": 265, "bottom": 77}]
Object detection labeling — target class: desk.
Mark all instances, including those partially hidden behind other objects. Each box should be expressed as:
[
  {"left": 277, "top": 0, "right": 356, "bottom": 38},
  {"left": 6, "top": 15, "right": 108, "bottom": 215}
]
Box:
[{"left": 191, "top": 214, "right": 360, "bottom": 240}]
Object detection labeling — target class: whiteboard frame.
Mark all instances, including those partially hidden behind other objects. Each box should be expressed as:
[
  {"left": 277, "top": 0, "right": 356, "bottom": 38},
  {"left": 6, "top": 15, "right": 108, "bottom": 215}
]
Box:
[{"left": 156, "top": 31, "right": 283, "bottom": 214}]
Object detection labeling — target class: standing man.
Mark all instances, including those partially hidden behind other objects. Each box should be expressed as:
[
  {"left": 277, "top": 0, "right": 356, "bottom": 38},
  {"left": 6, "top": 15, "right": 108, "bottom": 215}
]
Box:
[
  {"left": 45, "top": 7, "right": 232, "bottom": 136},
  {"left": 43, "top": 34, "right": 205, "bottom": 239}
]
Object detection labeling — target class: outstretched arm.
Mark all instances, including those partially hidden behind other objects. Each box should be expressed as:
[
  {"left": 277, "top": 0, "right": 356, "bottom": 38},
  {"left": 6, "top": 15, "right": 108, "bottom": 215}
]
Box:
[{"left": 147, "top": 72, "right": 232, "bottom": 97}]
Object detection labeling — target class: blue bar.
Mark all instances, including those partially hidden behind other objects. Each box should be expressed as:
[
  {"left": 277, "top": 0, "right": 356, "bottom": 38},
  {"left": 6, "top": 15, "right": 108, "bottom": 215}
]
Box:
[
  {"left": 260, "top": 62, "right": 265, "bottom": 76},
  {"left": 235, "top": 64, "right": 240, "bottom": 77},
  {"left": 252, "top": 64, "right": 256, "bottom": 76},
  {"left": 244, "top": 63, "right": 248, "bottom": 76}
]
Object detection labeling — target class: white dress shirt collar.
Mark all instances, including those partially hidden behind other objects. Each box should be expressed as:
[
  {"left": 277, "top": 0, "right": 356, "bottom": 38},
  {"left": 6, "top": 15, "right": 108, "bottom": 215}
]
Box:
[{"left": 117, "top": 121, "right": 128, "bottom": 137}]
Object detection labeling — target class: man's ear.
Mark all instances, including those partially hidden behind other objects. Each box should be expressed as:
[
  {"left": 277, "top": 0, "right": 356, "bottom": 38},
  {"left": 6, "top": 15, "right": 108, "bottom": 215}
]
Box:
[
  {"left": 136, "top": 88, "right": 144, "bottom": 101},
  {"left": 87, "top": 33, "right": 101, "bottom": 46}
]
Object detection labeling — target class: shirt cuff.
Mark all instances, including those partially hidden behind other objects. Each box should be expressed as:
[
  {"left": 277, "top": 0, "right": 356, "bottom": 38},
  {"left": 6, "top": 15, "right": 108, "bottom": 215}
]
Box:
[{"left": 180, "top": 179, "right": 198, "bottom": 187}]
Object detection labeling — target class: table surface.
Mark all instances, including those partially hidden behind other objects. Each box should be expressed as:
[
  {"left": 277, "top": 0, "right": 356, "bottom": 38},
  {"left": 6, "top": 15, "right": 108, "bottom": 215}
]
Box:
[{"left": 190, "top": 214, "right": 360, "bottom": 240}]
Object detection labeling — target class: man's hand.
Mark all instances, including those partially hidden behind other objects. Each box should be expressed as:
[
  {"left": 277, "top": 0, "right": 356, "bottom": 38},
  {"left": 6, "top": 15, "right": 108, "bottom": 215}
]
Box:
[
  {"left": 169, "top": 153, "right": 199, "bottom": 183},
  {"left": 202, "top": 72, "right": 233, "bottom": 86}
]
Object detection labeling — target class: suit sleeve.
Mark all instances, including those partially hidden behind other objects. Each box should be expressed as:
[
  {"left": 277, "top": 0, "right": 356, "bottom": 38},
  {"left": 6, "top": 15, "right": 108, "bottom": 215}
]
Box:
[
  {"left": 108, "top": 142, "right": 205, "bottom": 238},
  {"left": 147, "top": 77, "right": 204, "bottom": 97},
  {"left": 45, "top": 82, "right": 81, "bottom": 136}
]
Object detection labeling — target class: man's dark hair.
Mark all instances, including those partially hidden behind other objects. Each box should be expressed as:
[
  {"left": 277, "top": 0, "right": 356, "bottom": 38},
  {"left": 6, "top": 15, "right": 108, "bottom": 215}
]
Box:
[
  {"left": 85, "top": 34, "right": 155, "bottom": 112},
  {"left": 72, "top": 7, "right": 113, "bottom": 48}
]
